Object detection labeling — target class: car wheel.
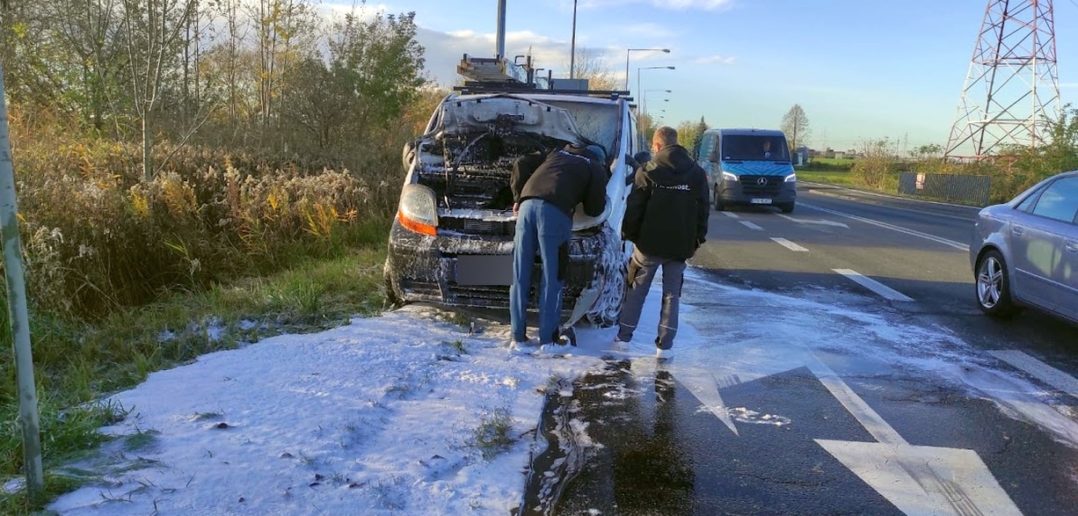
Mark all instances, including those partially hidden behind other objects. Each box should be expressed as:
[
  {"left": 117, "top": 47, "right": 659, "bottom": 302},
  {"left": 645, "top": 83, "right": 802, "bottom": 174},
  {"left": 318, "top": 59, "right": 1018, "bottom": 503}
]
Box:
[
  {"left": 976, "top": 250, "right": 1015, "bottom": 318},
  {"left": 779, "top": 203, "right": 795, "bottom": 214},
  {"left": 714, "top": 187, "right": 726, "bottom": 211},
  {"left": 383, "top": 263, "right": 405, "bottom": 308}
]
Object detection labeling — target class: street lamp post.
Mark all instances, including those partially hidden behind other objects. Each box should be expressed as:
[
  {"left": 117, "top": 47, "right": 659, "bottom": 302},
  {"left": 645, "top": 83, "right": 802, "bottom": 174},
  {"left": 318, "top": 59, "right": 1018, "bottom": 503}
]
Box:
[
  {"left": 569, "top": 0, "right": 578, "bottom": 79},
  {"left": 625, "top": 48, "right": 670, "bottom": 92},
  {"left": 637, "top": 66, "right": 675, "bottom": 118}
]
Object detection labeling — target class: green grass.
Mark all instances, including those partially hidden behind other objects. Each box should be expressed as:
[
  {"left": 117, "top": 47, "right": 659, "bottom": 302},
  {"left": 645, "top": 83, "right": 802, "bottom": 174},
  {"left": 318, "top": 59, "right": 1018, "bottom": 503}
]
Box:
[
  {"left": 470, "top": 408, "right": 514, "bottom": 460},
  {"left": 796, "top": 158, "right": 857, "bottom": 186},
  {"left": 0, "top": 226, "right": 390, "bottom": 513}
]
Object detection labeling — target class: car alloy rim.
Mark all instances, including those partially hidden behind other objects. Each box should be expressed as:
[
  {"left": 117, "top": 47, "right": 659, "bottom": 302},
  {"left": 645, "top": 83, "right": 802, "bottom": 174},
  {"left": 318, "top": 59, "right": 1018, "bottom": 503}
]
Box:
[{"left": 977, "top": 256, "right": 1003, "bottom": 308}]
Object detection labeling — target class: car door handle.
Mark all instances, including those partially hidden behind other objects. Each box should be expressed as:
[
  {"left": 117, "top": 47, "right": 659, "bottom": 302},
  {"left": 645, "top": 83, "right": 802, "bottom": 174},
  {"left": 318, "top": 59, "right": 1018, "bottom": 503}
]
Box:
[
  {"left": 1066, "top": 241, "right": 1078, "bottom": 253},
  {"left": 1012, "top": 226, "right": 1026, "bottom": 236}
]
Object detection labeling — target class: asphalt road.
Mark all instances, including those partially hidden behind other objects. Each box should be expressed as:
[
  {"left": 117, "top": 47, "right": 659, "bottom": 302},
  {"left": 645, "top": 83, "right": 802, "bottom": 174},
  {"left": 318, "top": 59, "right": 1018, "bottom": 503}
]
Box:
[{"left": 540, "top": 182, "right": 1078, "bottom": 515}]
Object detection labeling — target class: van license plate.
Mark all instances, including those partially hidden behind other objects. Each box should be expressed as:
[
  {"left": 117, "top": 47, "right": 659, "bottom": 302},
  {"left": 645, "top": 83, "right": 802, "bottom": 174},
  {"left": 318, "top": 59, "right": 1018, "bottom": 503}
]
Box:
[
  {"left": 456, "top": 255, "right": 514, "bottom": 286},
  {"left": 750, "top": 198, "right": 773, "bottom": 205}
]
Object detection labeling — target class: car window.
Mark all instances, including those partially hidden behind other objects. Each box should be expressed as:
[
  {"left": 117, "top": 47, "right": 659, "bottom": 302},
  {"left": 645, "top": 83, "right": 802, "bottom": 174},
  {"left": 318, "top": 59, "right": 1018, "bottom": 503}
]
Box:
[
  {"left": 1030, "top": 176, "right": 1078, "bottom": 223},
  {"left": 1015, "top": 188, "right": 1041, "bottom": 213}
]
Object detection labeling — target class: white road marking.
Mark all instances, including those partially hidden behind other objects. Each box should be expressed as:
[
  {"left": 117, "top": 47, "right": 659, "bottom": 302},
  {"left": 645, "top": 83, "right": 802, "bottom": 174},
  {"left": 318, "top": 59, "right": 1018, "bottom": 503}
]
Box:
[
  {"left": 722, "top": 212, "right": 740, "bottom": 219},
  {"left": 989, "top": 350, "right": 1078, "bottom": 398},
  {"left": 739, "top": 221, "right": 763, "bottom": 231},
  {"left": 771, "top": 238, "right": 809, "bottom": 252},
  {"left": 800, "top": 202, "right": 970, "bottom": 251},
  {"left": 805, "top": 184, "right": 980, "bottom": 220},
  {"left": 804, "top": 353, "right": 905, "bottom": 444},
  {"left": 832, "top": 269, "right": 914, "bottom": 302},
  {"left": 673, "top": 365, "right": 739, "bottom": 436},
  {"left": 817, "top": 440, "right": 1021, "bottom": 516},
  {"left": 777, "top": 214, "right": 849, "bottom": 228},
  {"left": 807, "top": 353, "right": 1021, "bottom": 516}
]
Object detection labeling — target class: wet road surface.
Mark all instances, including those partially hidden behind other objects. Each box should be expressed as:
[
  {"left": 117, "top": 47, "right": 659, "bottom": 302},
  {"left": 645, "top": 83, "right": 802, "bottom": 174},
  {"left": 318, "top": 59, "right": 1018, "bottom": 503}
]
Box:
[{"left": 526, "top": 184, "right": 1078, "bottom": 515}]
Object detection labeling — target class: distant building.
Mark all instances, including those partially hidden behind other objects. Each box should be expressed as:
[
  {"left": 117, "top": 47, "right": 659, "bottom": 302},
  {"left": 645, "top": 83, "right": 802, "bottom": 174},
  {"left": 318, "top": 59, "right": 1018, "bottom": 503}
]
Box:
[
  {"left": 793, "top": 146, "right": 810, "bottom": 166},
  {"left": 834, "top": 151, "right": 848, "bottom": 160}
]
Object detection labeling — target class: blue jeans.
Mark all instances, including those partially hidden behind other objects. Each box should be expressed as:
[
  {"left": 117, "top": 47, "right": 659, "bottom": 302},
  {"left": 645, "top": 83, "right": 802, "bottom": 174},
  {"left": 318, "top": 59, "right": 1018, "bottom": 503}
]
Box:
[{"left": 510, "top": 199, "right": 572, "bottom": 344}]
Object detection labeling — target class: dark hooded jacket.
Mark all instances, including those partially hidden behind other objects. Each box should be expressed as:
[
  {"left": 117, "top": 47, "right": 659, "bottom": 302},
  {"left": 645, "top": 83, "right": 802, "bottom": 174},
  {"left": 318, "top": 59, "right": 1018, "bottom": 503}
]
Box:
[
  {"left": 511, "top": 144, "right": 608, "bottom": 217},
  {"left": 622, "top": 144, "right": 709, "bottom": 260}
]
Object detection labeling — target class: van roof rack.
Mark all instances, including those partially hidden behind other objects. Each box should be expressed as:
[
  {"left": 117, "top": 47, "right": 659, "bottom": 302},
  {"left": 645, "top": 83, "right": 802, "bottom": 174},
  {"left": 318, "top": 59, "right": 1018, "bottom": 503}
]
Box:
[{"left": 454, "top": 54, "right": 631, "bottom": 100}]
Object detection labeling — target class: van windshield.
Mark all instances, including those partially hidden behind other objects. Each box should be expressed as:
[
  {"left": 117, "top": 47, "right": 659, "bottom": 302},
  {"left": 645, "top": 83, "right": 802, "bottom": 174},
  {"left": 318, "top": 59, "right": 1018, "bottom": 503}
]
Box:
[
  {"left": 722, "top": 135, "right": 789, "bottom": 161},
  {"left": 542, "top": 100, "right": 621, "bottom": 163}
]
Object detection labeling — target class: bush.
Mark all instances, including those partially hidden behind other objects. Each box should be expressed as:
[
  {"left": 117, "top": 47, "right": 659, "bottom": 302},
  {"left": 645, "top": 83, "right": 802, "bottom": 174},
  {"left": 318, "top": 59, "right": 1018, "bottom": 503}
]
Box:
[
  {"left": 851, "top": 139, "right": 902, "bottom": 191},
  {"left": 9, "top": 138, "right": 400, "bottom": 317}
]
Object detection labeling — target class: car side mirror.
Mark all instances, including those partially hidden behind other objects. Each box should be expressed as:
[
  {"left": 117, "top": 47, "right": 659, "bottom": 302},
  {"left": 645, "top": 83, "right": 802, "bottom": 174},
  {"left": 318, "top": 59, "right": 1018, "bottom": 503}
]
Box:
[{"left": 633, "top": 151, "right": 651, "bottom": 166}]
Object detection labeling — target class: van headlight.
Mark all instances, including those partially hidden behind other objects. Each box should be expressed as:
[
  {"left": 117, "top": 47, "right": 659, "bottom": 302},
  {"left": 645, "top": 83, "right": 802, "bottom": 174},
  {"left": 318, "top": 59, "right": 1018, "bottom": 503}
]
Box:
[
  {"left": 398, "top": 184, "right": 438, "bottom": 236},
  {"left": 722, "top": 171, "right": 738, "bottom": 182},
  {"left": 785, "top": 173, "right": 797, "bottom": 183}
]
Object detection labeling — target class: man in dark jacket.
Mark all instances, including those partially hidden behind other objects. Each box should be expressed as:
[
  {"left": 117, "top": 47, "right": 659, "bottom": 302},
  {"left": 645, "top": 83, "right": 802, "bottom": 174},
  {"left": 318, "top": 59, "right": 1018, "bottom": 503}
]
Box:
[
  {"left": 509, "top": 143, "right": 608, "bottom": 352},
  {"left": 616, "top": 126, "right": 709, "bottom": 359}
]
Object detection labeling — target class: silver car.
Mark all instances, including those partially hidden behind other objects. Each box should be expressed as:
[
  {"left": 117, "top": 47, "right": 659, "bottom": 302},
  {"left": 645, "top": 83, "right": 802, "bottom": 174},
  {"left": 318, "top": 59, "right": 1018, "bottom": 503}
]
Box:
[{"left": 971, "top": 170, "right": 1078, "bottom": 323}]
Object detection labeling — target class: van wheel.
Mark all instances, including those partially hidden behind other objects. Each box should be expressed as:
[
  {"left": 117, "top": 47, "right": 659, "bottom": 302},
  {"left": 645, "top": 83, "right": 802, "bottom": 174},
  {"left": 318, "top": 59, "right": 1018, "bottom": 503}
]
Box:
[
  {"left": 976, "top": 250, "right": 1015, "bottom": 318},
  {"left": 714, "top": 187, "right": 726, "bottom": 211},
  {"left": 384, "top": 264, "right": 405, "bottom": 308},
  {"left": 779, "top": 203, "right": 795, "bottom": 214}
]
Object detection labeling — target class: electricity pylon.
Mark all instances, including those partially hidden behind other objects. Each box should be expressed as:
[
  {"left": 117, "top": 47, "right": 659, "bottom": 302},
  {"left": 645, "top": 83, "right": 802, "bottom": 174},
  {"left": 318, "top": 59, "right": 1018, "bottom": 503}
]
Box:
[{"left": 945, "top": 0, "right": 1061, "bottom": 159}]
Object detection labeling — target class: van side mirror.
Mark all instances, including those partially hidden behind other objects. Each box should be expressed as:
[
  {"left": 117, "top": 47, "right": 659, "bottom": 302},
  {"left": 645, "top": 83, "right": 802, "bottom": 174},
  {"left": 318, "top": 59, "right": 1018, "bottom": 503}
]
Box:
[
  {"left": 633, "top": 151, "right": 651, "bottom": 166},
  {"left": 402, "top": 140, "right": 418, "bottom": 170}
]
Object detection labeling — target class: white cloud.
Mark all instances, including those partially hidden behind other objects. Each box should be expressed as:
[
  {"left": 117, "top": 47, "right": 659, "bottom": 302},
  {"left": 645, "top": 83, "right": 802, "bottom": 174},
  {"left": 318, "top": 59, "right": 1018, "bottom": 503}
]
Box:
[
  {"left": 1060, "top": 82, "right": 1078, "bottom": 89},
  {"left": 695, "top": 54, "right": 737, "bottom": 65}
]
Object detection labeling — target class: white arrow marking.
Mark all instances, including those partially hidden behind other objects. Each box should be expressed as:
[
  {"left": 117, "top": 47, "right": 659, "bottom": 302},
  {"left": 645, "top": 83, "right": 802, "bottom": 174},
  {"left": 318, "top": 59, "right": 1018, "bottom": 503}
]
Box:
[
  {"left": 673, "top": 364, "right": 740, "bottom": 436},
  {"left": 806, "top": 353, "right": 1021, "bottom": 515},
  {"left": 816, "top": 441, "right": 1020, "bottom": 516},
  {"left": 989, "top": 350, "right": 1078, "bottom": 398},
  {"left": 778, "top": 213, "right": 849, "bottom": 228}
]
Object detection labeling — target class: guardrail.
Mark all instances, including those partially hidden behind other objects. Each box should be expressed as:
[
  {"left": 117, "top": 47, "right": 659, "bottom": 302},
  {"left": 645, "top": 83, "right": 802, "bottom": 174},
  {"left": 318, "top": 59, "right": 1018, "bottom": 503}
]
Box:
[{"left": 898, "top": 172, "right": 991, "bottom": 206}]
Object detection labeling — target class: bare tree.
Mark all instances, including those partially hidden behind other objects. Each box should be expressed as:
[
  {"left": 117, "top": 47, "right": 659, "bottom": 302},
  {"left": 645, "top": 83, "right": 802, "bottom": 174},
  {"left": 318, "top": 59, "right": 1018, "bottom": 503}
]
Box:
[
  {"left": 120, "top": 0, "right": 197, "bottom": 180},
  {"left": 781, "top": 104, "right": 810, "bottom": 151},
  {"left": 569, "top": 47, "right": 618, "bottom": 91}
]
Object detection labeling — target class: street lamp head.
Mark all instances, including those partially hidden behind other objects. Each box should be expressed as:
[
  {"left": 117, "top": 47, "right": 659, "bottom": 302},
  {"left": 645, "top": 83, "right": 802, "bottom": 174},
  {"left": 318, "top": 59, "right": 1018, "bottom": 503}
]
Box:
[
  {"left": 666, "top": 66, "right": 676, "bottom": 70},
  {"left": 662, "top": 49, "right": 671, "bottom": 53}
]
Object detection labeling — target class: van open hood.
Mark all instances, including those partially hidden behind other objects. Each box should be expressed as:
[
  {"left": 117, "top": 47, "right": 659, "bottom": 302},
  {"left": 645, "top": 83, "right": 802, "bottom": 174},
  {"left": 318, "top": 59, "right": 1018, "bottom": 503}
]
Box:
[{"left": 435, "top": 95, "right": 584, "bottom": 145}]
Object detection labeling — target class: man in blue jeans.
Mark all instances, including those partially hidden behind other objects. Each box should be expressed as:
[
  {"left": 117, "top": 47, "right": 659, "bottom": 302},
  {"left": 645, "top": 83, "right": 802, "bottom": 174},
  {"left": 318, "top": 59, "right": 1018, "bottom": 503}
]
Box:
[{"left": 509, "top": 143, "right": 608, "bottom": 352}]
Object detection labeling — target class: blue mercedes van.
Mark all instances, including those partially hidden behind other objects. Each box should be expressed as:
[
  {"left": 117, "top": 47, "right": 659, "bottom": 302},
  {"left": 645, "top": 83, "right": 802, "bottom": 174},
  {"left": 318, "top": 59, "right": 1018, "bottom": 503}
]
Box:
[{"left": 697, "top": 128, "right": 797, "bottom": 213}]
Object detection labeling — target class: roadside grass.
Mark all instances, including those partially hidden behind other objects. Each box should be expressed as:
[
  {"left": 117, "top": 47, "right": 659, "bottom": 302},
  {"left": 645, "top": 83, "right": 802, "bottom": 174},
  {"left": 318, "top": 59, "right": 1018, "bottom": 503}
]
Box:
[
  {"left": 797, "top": 158, "right": 858, "bottom": 186},
  {"left": 0, "top": 221, "right": 390, "bottom": 514}
]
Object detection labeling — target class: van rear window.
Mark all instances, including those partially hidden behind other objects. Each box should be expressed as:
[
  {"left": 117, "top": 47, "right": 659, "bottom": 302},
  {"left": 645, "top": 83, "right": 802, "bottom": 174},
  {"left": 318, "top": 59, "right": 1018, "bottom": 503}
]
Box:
[{"left": 722, "top": 135, "right": 789, "bottom": 161}]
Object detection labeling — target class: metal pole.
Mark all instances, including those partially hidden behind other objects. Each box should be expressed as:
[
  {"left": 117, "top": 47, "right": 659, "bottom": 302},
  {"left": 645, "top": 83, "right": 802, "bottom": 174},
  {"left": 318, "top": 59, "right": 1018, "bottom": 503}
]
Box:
[
  {"left": 569, "top": 0, "right": 578, "bottom": 79},
  {"left": 0, "top": 64, "right": 44, "bottom": 497},
  {"left": 496, "top": 0, "right": 507, "bottom": 58},
  {"left": 624, "top": 50, "right": 631, "bottom": 91}
]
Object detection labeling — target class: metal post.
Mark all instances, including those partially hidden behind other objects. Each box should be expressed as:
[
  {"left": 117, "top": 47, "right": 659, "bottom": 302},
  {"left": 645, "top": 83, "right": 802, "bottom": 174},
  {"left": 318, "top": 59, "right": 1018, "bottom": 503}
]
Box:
[
  {"left": 496, "top": 0, "right": 507, "bottom": 58},
  {"left": 0, "top": 64, "right": 44, "bottom": 497},
  {"left": 569, "top": 0, "right": 578, "bottom": 79},
  {"left": 625, "top": 50, "right": 631, "bottom": 91}
]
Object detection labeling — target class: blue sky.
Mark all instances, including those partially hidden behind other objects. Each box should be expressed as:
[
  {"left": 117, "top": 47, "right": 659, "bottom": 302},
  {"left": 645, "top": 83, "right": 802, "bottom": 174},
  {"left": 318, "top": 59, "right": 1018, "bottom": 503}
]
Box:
[{"left": 328, "top": 0, "right": 1077, "bottom": 150}]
